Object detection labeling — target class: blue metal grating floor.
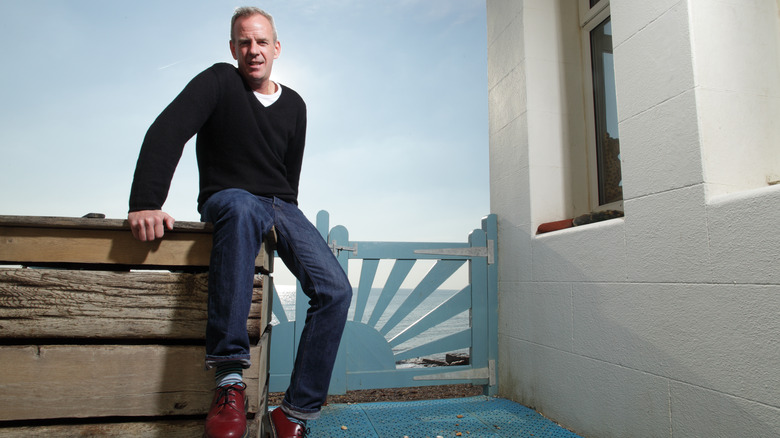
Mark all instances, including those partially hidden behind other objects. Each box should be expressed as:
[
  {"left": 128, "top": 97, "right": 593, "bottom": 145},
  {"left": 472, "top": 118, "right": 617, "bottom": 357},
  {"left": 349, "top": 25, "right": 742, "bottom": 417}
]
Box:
[{"left": 303, "top": 396, "right": 583, "bottom": 437}]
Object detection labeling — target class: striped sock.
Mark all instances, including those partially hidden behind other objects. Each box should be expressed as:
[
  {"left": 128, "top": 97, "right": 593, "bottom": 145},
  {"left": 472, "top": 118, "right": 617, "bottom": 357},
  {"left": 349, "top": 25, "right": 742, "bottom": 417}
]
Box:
[
  {"left": 286, "top": 415, "right": 307, "bottom": 428},
  {"left": 215, "top": 363, "right": 244, "bottom": 387}
]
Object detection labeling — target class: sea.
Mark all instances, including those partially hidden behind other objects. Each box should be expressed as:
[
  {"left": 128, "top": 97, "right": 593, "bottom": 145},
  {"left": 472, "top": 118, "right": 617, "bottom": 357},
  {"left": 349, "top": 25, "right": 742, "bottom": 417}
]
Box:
[{"left": 272, "top": 285, "right": 470, "bottom": 364}]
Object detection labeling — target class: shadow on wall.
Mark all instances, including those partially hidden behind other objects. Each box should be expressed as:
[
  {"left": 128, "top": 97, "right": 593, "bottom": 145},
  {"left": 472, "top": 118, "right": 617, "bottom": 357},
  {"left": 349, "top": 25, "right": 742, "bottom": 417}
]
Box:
[{"left": 499, "top": 221, "right": 779, "bottom": 437}]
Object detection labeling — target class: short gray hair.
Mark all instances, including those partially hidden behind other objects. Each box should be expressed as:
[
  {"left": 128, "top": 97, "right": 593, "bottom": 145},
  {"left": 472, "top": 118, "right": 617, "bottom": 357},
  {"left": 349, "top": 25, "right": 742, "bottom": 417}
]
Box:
[{"left": 231, "top": 6, "right": 277, "bottom": 42}]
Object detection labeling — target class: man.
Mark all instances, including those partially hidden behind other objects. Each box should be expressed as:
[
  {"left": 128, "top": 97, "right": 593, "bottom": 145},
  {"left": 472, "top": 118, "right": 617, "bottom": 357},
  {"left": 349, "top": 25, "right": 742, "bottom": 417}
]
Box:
[{"left": 128, "top": 7, "right": 352, "bottom": 438}]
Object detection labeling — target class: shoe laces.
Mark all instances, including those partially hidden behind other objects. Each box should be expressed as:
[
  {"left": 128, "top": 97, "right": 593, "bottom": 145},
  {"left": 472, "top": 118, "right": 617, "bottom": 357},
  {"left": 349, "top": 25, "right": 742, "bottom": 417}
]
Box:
[
  {"left": 287, "top": 416, "right": 310, "bottom": 437},
  {"left": 214, "top": 382, "right": 246, "bottom": 412}
]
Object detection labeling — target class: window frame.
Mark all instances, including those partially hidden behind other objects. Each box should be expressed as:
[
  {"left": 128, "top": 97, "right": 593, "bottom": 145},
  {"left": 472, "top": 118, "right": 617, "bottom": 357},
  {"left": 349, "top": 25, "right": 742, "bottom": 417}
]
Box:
[
  {"left": 579, "top": 0, "right": 609, "bottom": 27},
  {"left": 579, "top": 0, "right": 624, "bottom": 211}
]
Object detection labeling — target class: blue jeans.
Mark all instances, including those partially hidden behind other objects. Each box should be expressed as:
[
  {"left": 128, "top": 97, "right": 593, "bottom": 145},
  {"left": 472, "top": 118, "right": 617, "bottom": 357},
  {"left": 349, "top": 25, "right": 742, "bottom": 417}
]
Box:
[{"left": 200, "top": 188, "right": 352, "bottom": 419}]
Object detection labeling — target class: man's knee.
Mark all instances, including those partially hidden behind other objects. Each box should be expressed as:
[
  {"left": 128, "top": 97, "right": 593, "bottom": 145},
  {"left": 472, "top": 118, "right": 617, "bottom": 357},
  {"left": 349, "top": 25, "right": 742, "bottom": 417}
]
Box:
[{"left": 333, "top": 276, "right": 353, "bottom": 310}]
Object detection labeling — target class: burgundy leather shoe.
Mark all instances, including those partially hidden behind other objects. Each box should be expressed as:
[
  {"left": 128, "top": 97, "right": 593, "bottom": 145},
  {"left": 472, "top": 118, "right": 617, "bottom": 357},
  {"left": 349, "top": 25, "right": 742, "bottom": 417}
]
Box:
[
  {"left": 204, "top": 383, "right": 248, "bottom": 438},
  {"left": 269, "top": 407, "right": 308, "bottom": 437}
]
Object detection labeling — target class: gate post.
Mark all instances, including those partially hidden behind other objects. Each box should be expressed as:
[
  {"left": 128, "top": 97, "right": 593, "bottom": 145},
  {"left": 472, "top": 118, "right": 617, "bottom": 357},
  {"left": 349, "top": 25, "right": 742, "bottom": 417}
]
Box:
[
  {"left": 468, "top": 225, "right": 490, "bottom": 390},
  {"left": 483, "top": 214, "right": 499, "bottom": 395}
]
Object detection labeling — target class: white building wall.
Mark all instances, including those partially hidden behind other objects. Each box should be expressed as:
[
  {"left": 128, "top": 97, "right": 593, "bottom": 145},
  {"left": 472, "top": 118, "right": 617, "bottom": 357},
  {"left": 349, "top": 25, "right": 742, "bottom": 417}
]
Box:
[
  {"left": 487, "top": 1, "right": 780, "bottom": 437},
  {"left": 689, "top": 0, "right": 780, "bottom": 197}
]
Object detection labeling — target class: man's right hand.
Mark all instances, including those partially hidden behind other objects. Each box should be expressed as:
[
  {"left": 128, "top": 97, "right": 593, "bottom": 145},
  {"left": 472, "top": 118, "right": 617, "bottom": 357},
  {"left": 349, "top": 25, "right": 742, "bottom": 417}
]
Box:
[{"left": 128, "top": 210, "right": 175, "bottom": 242}]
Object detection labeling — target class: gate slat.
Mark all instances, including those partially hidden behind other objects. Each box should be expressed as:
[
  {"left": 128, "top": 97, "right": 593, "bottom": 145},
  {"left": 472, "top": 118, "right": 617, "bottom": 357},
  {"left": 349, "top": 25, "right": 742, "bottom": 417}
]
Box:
[
  {"left": 393, "top": 329, "right": 471, "bottom": 361},
  {"left": 379, "top": 259, "right": 465, "bottom": 336},
  {"left": 353, "top": 258, "right": 379, "bottom": 323},
  {"left": 366, "top": 259, "right": 415, "bottom": 328},
  {"left": 388, "top": 286, "right": 471, "bottom": 347}
]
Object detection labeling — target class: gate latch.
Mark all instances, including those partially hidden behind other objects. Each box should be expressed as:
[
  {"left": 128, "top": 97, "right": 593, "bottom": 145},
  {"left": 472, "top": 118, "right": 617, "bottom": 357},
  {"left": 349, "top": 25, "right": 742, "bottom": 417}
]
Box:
[{"left": 329, "top": 241, "right": 357, "bottom": 256}]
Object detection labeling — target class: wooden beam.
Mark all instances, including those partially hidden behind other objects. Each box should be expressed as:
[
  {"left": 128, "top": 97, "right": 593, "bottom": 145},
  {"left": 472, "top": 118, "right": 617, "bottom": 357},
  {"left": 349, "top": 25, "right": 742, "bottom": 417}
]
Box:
[
  {"left": 0, "top": 268, "right": 268, "bottom": 340},
  {"left": 0, "top": 215, "right": 274, "bottom": 435},
  {"left": 0, "top": 334, "right": 269, "bottom": 421},
  {"left": 0, "top": 215, "right": 272, "bottom": 273},
  {"left": 0, "top": 417, "right": 261, "bottom": 438}
]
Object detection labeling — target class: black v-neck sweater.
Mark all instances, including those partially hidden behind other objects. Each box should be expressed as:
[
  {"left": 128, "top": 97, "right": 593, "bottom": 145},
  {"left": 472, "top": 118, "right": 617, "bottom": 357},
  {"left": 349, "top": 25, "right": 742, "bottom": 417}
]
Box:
[{"left": 129, "top": 63, "right": 307, "bottom": 213}]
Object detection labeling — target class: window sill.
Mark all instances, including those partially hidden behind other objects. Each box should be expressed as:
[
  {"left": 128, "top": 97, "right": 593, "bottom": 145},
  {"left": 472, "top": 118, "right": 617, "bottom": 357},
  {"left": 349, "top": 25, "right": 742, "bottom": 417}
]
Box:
[{"left": 536, "top": 209, "right": 624, "bottom": 235}]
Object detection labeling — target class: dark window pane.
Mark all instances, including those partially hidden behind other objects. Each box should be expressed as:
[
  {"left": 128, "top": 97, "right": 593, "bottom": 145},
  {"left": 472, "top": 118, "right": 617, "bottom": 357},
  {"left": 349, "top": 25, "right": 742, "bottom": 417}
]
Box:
[
  {"left": 590, "top": 17, "right": 622, "bottom": 205},
  {"left": 590, "top": 0, "right": 600, "bottom": 8}
]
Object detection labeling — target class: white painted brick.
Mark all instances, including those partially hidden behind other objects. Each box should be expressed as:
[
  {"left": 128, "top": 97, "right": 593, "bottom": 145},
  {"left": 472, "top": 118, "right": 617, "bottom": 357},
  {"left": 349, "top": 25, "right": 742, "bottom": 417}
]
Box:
[
  {"left": 573, "top": 282, "right": 780, "bottom": 407},
  {"left": 495, "top": 224, "right": 533, "bottom": 282},
  {"left": 489, "top": 113, "right": 528, "bottom": 183},
  {"left": 573, "top": 282, "right": 688, "bottom": 372},
  {"left": 624, "top": 185, "right": 712, "bottom": 283},
  {"left": 488, "top": 63, "right": 527, "bottom": 135},
  {"left": 698, "top": 89, "right": 780, "bottom": 197},
  {"left": 610, "top": 0, "right": 683, "bottom": 48},
  {"left": 523, "top": 0, "right": 579, "bottom": 64},
  {"left": 501, "top": 340, "right": 671, "bottom": 438},
  {"left": 487, "top": 11, "right": 525, "bottom": 90},
  {"left": 690, "top": 0, "right": 780, "bottom": 96},
  {"left": 528, "top": 71, "right": 586, "bottom": 157},
  {"left": 497, "top": 283, "right": 517, "bottom": 339},
  {"left": 707, "top": 185, "right": 780, "bottom": 284},
  {"left": 497, "top": 334, "right": 527, "bottom": 402},
  {"left": 486, "top": 0, "right": 523, "bottom": 47},
  {"left": 670, "top": 382, "right": 780, "bottom": 437},
  {"left": 557, "top": 3, "right": 581, "bottom": 64},
  {"left": 488, "top": 2, "right": 780, "bottom": 436},
  {"left": 499, "top": 282, "right": 573, "bottom": 350},
  {"left": 527, "top": 110, "right": 565, "bottom": 168},
  {"left": 613, "top": 1, "right": 694, "bottom": 122},
  {"left": 525, "top": 59, "right": 569, "bottom": 115},
  {"left": 619, "top": 89, "right": 703, "bottom": 199},
  {"left": 490, "top": 167, "right": 531, "bottom": 228},
  {"left": 528, "top": 165, "right": 568, "bottom": 225},
  {"left": 532, "top": 218, "right": 626, "bottom": 282},
  {"left": 687, "top": 0, "right": 780, "bottom": 198}
]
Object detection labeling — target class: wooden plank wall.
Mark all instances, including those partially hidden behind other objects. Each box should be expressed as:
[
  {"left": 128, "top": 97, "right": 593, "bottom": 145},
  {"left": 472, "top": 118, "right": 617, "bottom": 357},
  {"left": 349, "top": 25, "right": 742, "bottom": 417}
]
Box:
[
  {"left": 0, "top": 215, "right": 271, "bottom": 272},
  {"left": 0, "top": 216, "right": 273, "bottom": 437},
  {"left": 0, "top": 419, "right": 264, "bottom": 438}
]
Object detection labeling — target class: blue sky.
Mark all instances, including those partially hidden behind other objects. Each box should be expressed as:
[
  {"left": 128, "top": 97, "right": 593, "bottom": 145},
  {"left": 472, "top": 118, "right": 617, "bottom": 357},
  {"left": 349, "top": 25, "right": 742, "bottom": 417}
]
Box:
[{"left": 0, "top": 0, "right": 489, "bottom": 243}]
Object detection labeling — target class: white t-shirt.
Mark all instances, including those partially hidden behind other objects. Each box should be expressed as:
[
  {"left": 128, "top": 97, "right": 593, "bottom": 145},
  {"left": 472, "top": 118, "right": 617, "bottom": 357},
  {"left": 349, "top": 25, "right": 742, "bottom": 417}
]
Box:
[{"left": 254, "top": 82, "right": 282, "bottom": 107}]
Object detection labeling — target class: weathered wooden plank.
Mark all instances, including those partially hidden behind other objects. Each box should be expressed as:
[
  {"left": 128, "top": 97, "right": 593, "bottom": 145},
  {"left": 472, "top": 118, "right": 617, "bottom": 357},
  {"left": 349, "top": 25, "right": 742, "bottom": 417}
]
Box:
[
  {"left": 0, "top": 216, "right": 272, "bottom": 273},
  {"left": 0, "top": 416, "right": 262, "bottom": 437},
  {"left": 0, "top": 335, "right": 269, "bottom": 421},
  {"left": 0, "top": 215, "right": 273, "bottom": 431},
  {"left": 0, "top": 269, "right": 267, "bottom": 340},
  {"left": 0, "top": 215, "right": 211, "bottom": 232},
  {"left": 0, "top": 225, "right": 212, "bottom": 268}
]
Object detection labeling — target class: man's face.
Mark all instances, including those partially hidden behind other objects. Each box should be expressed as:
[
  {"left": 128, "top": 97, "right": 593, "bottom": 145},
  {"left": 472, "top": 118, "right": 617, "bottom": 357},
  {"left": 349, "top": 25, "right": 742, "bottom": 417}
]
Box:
[{"left": 230, "top": 14, "right": 280, "bottom": 92}]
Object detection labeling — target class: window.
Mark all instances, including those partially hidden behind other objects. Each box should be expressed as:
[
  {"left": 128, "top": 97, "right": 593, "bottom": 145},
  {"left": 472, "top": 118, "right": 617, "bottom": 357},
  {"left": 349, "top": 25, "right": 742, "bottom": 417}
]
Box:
[
  {"left": 580, "top": 0, "right": 622, "bottom": 208},
  {"left": 591, "top": 17, "right": 621, "bottom": 205}
]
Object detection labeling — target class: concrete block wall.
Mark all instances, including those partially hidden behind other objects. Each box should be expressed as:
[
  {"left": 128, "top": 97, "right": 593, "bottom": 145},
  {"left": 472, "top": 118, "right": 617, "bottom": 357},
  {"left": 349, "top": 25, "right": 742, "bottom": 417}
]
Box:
[
  {"left": 689, "top": 0, "right": 780, "bottom": 196},
  {"left": 487, "top": 0, "right": 780, "bottom": 436}
]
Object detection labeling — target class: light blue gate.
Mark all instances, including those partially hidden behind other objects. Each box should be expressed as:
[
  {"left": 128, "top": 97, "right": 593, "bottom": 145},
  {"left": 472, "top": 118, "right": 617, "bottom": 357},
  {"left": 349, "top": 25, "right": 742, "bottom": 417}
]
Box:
[{"left": 269, "top": 212, "right": 498, "bottom": 396}]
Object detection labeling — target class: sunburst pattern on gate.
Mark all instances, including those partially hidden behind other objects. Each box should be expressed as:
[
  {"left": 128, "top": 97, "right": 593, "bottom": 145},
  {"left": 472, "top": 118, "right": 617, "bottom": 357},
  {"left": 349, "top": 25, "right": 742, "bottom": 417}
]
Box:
[{"left": 269, "top": 212, "right": 497, "bottom": 393}]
